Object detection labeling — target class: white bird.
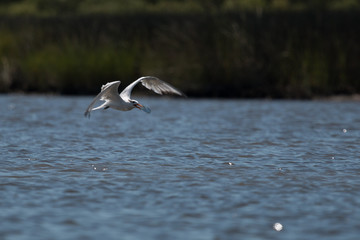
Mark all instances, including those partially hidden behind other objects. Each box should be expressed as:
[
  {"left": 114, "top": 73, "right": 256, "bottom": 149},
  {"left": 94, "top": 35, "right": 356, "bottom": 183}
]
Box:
[{"left": 84, "top": 76, "right": 185, "bottom": 118}]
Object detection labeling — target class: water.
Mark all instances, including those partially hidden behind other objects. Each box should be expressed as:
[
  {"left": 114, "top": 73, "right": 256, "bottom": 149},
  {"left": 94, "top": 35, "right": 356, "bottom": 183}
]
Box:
[{"left": 1, "top": 94, "right": 360, "bottom": 240}]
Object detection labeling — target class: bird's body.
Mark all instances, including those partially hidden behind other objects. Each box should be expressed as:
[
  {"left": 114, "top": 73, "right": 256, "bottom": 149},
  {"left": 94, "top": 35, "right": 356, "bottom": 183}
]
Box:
[{"left": 84, "top": 76, "right": 185, "bottom": 118}]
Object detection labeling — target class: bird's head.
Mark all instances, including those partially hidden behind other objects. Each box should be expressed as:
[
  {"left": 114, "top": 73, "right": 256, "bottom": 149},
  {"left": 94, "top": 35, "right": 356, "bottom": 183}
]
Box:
[
  {"left": 129, "top": 99, "right": 151, "bottom": 113},
  {"left": 130, "top": 99, "right": 143, "bottom": 109}
]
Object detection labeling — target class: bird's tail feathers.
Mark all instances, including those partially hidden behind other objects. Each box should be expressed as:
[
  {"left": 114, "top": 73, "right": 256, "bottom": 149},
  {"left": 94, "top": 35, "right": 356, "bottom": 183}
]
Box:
[
  {"left": 84, "top": 103, "right": 107, "bottom": 118},
  {"left": 84, "top": 110, "right": 91, "bottom": 118}
]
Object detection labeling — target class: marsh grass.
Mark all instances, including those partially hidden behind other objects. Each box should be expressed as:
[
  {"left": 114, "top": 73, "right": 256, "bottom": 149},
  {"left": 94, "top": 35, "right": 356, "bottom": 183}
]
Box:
[{"left": 0, "top": 11, "right": 359, "bottom": 97}]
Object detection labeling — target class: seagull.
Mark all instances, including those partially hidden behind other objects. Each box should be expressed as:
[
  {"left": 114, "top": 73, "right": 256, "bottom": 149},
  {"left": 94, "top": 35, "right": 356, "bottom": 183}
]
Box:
[{"left": 84, "top": 76, "right": 185, "bottom": 118}]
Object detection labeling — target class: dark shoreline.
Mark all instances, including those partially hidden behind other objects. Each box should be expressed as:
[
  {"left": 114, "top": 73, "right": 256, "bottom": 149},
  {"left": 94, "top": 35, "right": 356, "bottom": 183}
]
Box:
[{"left": 1, "top": 11, "right": 360, "bottom": 98}]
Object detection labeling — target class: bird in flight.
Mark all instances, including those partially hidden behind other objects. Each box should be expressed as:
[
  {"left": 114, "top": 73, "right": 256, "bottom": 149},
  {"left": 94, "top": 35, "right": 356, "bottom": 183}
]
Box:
[{"left": 84, "top": 76, "right": 185, "bottom": 118}]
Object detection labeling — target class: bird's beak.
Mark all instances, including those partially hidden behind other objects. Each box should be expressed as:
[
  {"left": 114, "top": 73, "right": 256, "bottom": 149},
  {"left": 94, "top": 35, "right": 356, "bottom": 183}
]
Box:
[
  {"left": 134, "top": 103, "right": 151, "bottom": 113},
  {"left": 135, "top": 103, "right": 144, "bottom": 109}
]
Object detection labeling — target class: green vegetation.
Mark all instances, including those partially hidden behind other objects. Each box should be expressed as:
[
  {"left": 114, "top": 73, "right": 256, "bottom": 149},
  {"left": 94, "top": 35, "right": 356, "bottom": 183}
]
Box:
[
  {"left": 0, "top": 1, "right": 360, "bottom": 97},
  {"left": 1, "top": 0, "right": 360, "bottom": 16}
]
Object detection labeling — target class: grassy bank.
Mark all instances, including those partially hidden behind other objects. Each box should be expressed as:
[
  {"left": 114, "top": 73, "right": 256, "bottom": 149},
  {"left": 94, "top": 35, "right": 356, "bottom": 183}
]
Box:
[{"left": 0, "top": 11, "right": 360, "bottom": 98}]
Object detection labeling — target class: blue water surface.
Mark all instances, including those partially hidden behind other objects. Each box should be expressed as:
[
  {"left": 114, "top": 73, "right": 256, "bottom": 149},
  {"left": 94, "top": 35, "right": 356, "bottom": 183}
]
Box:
[{"left": 1, "top": 95, "right": 360, "bottom": 240}]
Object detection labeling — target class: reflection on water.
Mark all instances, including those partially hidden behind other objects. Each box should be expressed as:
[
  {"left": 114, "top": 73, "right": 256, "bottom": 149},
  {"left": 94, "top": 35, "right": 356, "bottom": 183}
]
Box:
[{"left": 1, "top": 95, "right": 360, "bottom": 240}]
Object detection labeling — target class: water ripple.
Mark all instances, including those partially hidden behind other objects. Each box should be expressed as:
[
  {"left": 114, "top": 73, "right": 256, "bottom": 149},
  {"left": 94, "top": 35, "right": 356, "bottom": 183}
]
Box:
[{"left": 1, "top": 96, "right": 360, "bottom": 240}]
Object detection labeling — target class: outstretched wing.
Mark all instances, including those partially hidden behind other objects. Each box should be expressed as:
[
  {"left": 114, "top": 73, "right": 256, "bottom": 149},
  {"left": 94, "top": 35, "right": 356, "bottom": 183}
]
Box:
[
  {"left": 84, "top": 81, "right": 121, "bottom": 117},
  {"left": 120, "top": 76, "right": 185, "bottom": 101}
]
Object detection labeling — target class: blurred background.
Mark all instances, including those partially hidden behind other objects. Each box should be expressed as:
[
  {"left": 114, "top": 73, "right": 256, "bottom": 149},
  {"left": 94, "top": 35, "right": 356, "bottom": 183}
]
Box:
[{"left": 0, "top": 0, "right": 359, "bottom": 98}]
